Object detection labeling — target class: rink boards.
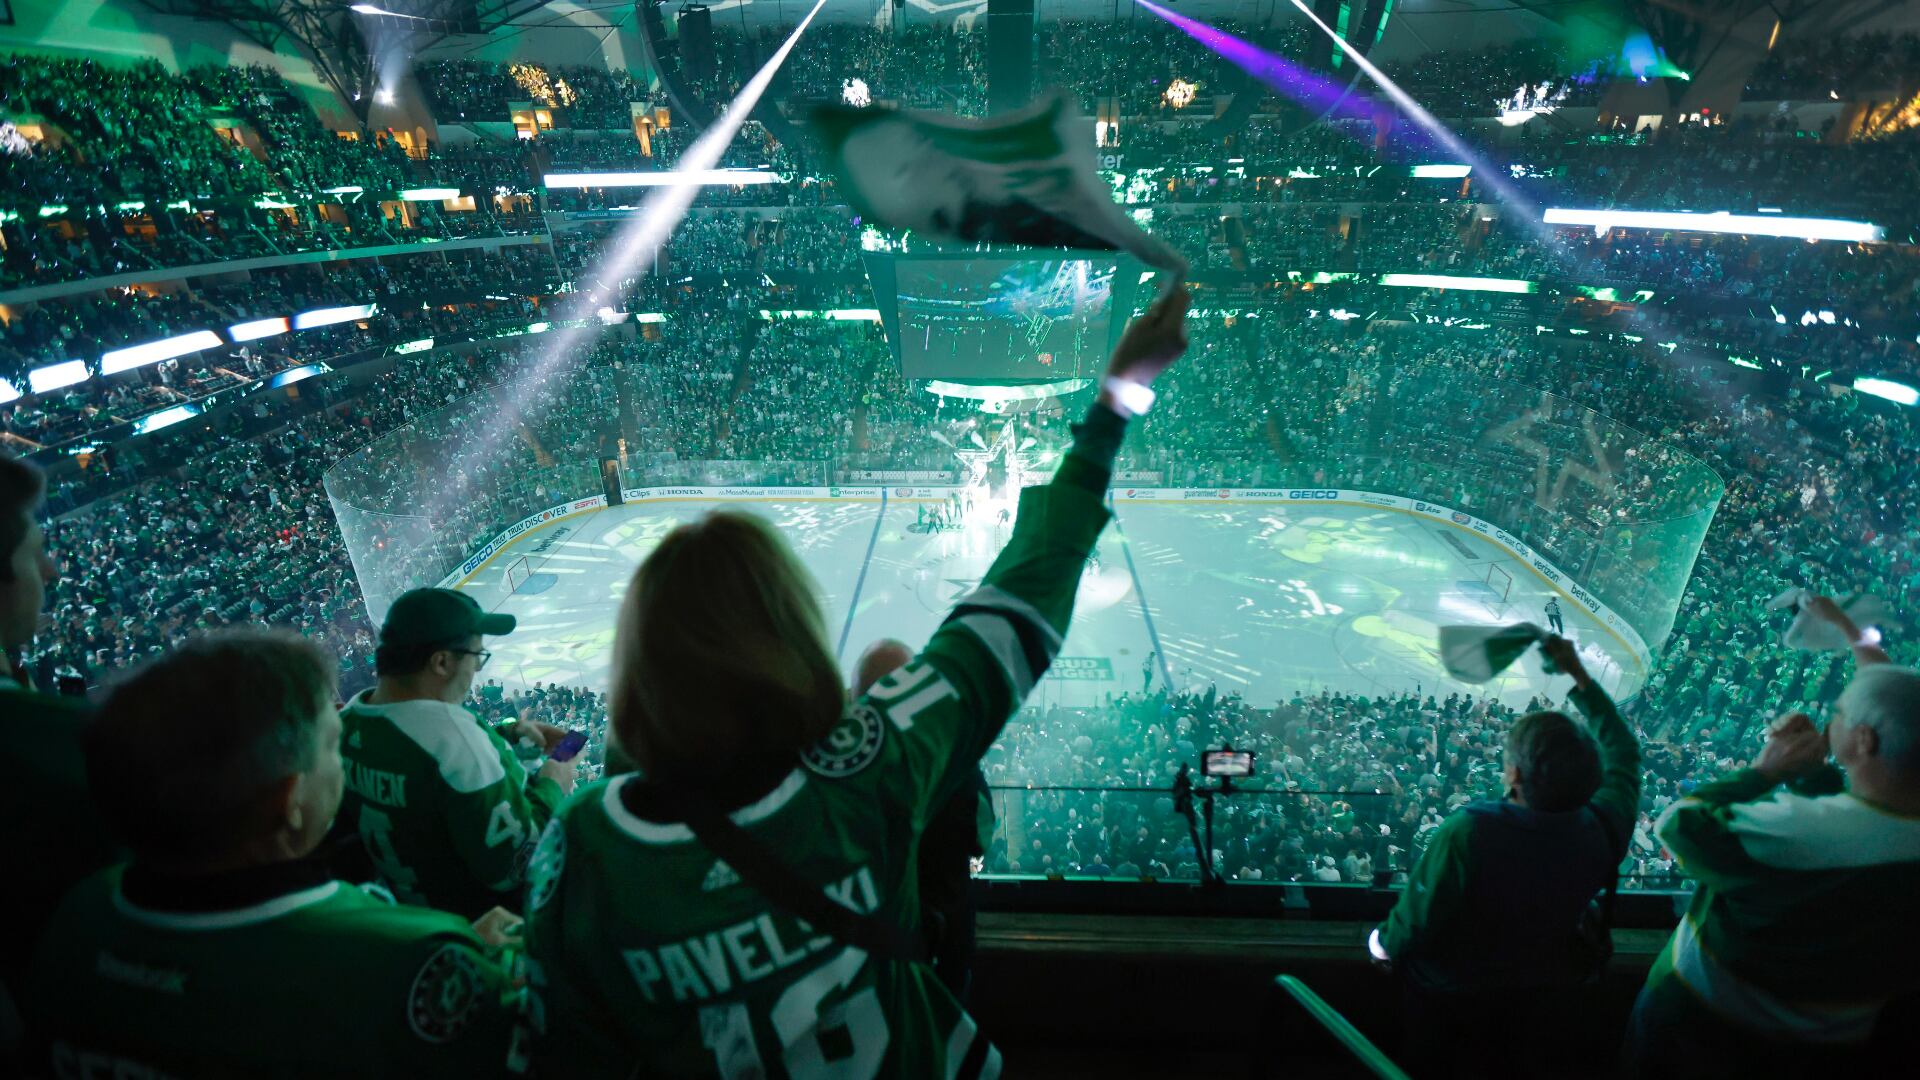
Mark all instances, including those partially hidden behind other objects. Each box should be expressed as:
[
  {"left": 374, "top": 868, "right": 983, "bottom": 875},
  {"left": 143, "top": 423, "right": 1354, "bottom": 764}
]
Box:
[{"left": 452, "top": 486, "right": 1650, "bottom": 710}]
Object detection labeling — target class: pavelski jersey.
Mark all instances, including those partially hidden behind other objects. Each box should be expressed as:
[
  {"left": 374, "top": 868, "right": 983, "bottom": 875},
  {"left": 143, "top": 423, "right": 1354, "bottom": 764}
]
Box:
[
  {"left": 336, "top": 692, "right": 564, "bottom": 918},
  {"left": 523, "top": 476, "right": 1111, "bottom": 1079},
  {"left": 31, "top": 866, "right": 523, "bottom": 1078}
]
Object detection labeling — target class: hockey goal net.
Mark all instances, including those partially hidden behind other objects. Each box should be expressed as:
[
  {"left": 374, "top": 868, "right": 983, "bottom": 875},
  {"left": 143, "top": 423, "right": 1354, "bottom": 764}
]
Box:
[
  {"left": 504, "top": 556, "right": 533, "bottom": 594},
  {"left": 1481, "top": 563, "right": 1514, "bottom": 604}
]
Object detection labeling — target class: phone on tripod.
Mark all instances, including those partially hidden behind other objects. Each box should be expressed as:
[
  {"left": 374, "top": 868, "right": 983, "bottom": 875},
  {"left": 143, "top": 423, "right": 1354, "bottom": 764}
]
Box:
[{"left": 1202, "top": 748, "right": 1254, "bottom": 779}]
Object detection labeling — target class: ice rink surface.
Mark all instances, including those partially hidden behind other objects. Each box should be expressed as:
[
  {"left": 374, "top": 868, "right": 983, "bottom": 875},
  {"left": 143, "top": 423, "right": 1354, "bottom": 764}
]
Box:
[{"left": 460, "top": 494, "right": 1644, "bottom": 710}]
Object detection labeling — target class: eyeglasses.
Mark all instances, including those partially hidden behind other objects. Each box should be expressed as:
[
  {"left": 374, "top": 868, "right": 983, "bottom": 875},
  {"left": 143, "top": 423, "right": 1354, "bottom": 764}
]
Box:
[{"left": 448, "top": 648, "right": 493, "bottom": 670}]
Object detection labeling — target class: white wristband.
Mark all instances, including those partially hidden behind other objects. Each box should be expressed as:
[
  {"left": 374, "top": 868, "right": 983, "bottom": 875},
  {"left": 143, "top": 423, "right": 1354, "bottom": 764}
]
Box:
[{"left": 1103, "top": 377, "right": 1156, "bottom": 417}]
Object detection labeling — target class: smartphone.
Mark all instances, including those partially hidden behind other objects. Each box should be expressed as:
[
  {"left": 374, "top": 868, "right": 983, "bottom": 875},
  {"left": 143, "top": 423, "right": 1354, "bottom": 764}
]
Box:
[
  {"left": 549, "top": 730, "right": 589, "bottom": 763},
  {"left": 1202, "top": 749, "right": 1255, "bottom": 779}
]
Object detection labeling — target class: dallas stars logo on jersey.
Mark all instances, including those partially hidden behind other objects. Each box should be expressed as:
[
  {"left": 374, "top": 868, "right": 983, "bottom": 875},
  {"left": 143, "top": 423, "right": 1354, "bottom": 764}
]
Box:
[
  {"left": 408, "top": 943, "right": 488, "bottom": 1044},
  {"left": 802, "top": 702, "right": 887, "bottom": 777}
]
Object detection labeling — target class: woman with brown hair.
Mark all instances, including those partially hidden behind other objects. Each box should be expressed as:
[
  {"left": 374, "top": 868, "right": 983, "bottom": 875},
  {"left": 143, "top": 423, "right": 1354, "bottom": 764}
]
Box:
[{"left": 523, "top": 287, "right": 1189, "bottom": 1078}]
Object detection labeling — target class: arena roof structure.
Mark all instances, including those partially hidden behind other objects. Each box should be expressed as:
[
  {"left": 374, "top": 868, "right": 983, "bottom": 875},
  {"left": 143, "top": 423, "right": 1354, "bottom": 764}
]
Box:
[{"left": 136, "top": 0, "right": 558, "bottom": 114}]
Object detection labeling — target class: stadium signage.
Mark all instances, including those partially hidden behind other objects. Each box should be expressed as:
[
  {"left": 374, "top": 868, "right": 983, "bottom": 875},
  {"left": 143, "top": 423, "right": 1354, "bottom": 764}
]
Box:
[
  {"left": 1048, "top": 657, "right": 1115, "bottom": 681},
  {"left": 438, "top": 486, "right": 1652, "bottom": 674},
  {"left": 443, "top": 496, "right": 609, "bottom": 586}
]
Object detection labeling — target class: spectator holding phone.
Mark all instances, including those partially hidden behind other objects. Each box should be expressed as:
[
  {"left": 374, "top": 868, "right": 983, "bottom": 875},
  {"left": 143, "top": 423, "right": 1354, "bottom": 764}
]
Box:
[
  {"left": 29, "top": 630, "right": 524, "bottom": 1077},
  {"left": 333, "top": 587, "right": 575, "bottom": 918},
  {"left": 1370, "top": 633, "right": 1640, "bottom": 1077},
  {"left": 1625, "top": 596, "right": 1920, "bottom": 1076}
]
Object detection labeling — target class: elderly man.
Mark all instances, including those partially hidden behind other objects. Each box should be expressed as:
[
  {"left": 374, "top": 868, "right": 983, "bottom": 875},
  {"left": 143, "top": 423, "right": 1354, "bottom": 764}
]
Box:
[
  {"left": 30, "top": 631, "right": 523, "bottom": 1077},
  {"left": 1626, "top": 596, "right": 1920, "bottom": 1076}
]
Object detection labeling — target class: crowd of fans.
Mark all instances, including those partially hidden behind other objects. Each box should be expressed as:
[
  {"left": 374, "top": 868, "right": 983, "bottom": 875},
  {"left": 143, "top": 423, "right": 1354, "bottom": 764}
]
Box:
[
  {"left": 1745, "top": 29, "right": 1920, "bottom": 99},
  {"left": 5, "top": 19, "right": 1920, "bottom": 1077}
]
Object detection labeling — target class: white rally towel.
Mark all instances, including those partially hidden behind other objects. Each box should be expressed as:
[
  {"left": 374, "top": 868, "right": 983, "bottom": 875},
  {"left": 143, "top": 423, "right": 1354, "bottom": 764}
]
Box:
[
  {"left": 1765, "top": 589, "right": 1892, "bottom": 651},
  {"left": 808, "top": 91, "right": 1189, "bottom": 278},
  {"left": 1439, "top": 622, "right": 1545, "bottom": 683}
]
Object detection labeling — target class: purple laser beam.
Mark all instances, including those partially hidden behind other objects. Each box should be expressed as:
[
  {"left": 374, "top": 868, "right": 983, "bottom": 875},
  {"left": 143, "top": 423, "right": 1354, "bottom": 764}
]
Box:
[{"left": 1133, "top": 0, "right": 1355, "bottom": 118}]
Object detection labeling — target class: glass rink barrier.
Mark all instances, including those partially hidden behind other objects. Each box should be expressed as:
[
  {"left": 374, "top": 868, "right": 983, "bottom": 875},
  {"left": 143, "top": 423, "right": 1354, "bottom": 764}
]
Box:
[
  {"left": 980, "top": 786, "right": 1400, "bottom": 886},
  {"left": 979, "top": 785, "right": 1690, "bottom": 894},
  {"left": 322, "top": 372, "right": 827, "bottom": 625},
  {"left": 1125, "top": 365, "right": 1724, "bottom": 661}
]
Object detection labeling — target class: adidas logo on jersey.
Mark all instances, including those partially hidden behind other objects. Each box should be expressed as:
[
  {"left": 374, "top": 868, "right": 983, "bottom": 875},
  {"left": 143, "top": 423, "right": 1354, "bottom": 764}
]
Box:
[{"left": 701, "top": 860, "right": 740, "bottom": 892}]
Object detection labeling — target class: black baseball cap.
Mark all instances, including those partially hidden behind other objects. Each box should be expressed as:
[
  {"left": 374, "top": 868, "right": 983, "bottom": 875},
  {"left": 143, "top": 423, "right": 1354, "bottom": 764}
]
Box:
[{"left": 380, "top": 588, "right": 515, "bottom": 647}]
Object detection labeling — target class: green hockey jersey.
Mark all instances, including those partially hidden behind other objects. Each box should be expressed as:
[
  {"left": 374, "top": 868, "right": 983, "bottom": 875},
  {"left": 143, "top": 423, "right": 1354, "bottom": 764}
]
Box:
[
  {"left": 523, "top": 473, "right": 1113, "bottom": 1079},
  {"left": 30, "top": 864, "right": 523, "bottom": 1078},
  {"left": 336, "top": 692, "right": 564, "bottom": 918},
  {"left": 1638, "top": 764, "right": 1920, "bottom": 1044}
]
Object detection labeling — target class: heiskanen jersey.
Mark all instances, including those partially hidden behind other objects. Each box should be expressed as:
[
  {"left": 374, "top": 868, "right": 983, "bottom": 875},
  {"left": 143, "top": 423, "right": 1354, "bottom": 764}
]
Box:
[
  {"left": 31, "top": 865, "right": 521, "bottom": 1078},
  {"left": 336, "top": 692, "right": 564, "bottom": 917},
  {"left": 524, "top": 474, "right": 1112, "bottom": 1078}
]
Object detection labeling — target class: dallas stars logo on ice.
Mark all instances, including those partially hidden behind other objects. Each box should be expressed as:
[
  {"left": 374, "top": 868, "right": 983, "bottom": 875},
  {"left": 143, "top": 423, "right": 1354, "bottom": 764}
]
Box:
[{"left": 802, "top": 702, "right": 886, "bottom": 777}]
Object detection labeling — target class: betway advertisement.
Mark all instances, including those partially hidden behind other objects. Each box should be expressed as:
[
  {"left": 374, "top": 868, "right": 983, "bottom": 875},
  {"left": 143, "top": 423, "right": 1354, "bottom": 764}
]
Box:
[{"left": 439, "top": 495, "right": 607, "bottom": 587}]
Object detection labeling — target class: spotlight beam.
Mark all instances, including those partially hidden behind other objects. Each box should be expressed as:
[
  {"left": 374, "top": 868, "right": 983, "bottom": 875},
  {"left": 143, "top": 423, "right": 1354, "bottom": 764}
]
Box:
[
  {"left": 419, "top": 0, "right": 829, "bottom": 527},
  {"left": 1283, "top": 0, "right": 1535, "bottom": 212}
]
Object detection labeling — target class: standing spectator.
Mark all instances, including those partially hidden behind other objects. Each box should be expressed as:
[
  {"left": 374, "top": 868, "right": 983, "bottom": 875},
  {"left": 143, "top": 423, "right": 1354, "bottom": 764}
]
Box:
[
  {"left": 1371, "top": 634, "right": 1639, "bottom": 1077},
  {"left": 334, "top": 588, "right": 575, "bottom": 918},
  {"left": 1625, "top": 597, "right": 1920, "bottom": 1076},
  {"left": 0, "top": 453, "right": 116, "bottom": 1065},
  {"left": 28, "top": 630, "right": 523, "bottom": 1077},
  {"left": 521, "top": 287, "right": 1189, "bottom": 1077}
]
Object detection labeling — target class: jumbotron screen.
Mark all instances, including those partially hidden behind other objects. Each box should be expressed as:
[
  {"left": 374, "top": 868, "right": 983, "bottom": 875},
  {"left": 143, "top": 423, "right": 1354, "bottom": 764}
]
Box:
[{"left": 867, "top": 252, "right": 1129, "bottom": 381}]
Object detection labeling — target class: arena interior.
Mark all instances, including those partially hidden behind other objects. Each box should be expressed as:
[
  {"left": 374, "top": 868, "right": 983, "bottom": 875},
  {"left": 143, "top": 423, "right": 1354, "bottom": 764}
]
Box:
[{"left": 3, "top": 0, "right": 1919, "bottom": 1076}]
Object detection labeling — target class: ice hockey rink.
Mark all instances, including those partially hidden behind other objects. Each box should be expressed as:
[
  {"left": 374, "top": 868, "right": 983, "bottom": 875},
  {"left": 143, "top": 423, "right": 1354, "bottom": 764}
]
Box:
[{"left": 456, "top": 490, "right": 1648, "bottom": 711}]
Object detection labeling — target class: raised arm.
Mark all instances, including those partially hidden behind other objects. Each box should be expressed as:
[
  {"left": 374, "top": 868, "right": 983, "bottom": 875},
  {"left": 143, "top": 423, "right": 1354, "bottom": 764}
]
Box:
[
  {"left": 1802, "top": 594, "right": 1891, "bottom": 667},
  {"left": 1541, "top": 634, "right": 1641, "bottom": 842},
  {"left": 876, "top": 288, "right": 1191, "bottom": 813}
]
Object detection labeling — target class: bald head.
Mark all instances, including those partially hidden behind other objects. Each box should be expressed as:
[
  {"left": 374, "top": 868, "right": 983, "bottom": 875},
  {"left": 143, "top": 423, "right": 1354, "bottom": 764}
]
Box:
[
  {"left": 854, "top": 638, "right": 914, "bottom": 695},
  {"left": 1835, "top": 665, "right": 1920, "bottom": 775}
]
